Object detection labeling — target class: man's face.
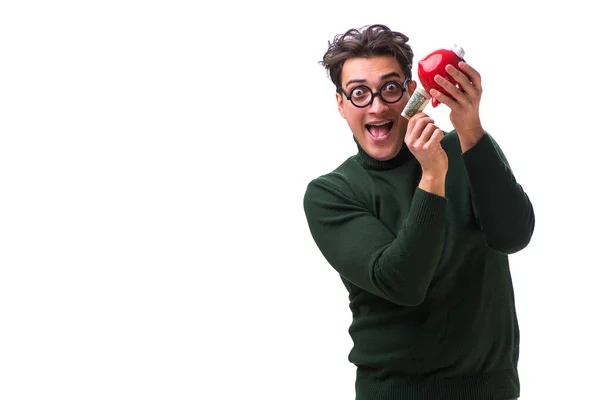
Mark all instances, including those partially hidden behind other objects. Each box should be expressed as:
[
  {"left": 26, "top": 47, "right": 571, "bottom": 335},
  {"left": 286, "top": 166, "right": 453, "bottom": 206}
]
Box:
[{"left": 336, "top": 56, "right": 415, "bottom": 161}]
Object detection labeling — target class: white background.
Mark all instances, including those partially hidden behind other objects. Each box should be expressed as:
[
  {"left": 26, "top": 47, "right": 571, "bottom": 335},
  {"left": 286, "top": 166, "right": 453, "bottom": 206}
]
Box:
[{"left": 1, "top": 1, "right": 599, "bottom": 399}]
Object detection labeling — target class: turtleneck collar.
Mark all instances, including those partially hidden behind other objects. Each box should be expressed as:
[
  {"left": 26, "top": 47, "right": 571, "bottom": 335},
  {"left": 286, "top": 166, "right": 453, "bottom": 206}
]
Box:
[{"left": 354, "top": 137, "right": 415, "bottom": 171}]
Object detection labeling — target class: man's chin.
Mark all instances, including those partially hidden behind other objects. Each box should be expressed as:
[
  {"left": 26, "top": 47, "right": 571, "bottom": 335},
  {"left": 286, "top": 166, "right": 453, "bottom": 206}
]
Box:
[{"left": 366, "top": 143, "right": 400, "bottom": 161}]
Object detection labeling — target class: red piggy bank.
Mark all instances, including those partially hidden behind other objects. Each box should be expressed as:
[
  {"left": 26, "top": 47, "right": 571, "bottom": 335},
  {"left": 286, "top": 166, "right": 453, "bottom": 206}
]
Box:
[{"left": 417, "top": 45, "right": 465, "bottom": 107}]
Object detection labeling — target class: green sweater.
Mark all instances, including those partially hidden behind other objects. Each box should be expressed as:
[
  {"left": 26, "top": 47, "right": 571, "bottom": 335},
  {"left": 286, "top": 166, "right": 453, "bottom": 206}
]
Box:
[{"left": 303, "top": 131, "right": 534, "bottom": 400}]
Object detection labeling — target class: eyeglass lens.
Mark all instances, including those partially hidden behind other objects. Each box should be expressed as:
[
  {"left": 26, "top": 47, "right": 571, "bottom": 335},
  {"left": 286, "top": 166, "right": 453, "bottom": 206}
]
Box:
[{"left": 350, "top": 81, "right": 405, "bottom": 107}]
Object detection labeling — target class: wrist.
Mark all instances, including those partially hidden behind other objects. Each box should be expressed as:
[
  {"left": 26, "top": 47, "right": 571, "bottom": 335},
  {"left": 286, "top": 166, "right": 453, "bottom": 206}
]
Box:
[
  {"left": 457, "top": 126, "right": 486, "bottom": 152},
  {"left": 419, "top": 172, "right": 446, "bottom": 197}
]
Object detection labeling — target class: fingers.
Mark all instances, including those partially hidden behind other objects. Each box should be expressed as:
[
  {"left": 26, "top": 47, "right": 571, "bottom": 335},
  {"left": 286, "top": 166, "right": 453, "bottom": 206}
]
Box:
[
  {"left": 429, "top": 86, "right": 456, "bottom": 109},
  {"left": 405, "top": 113, "right": 442, "bottom": 148},
  {"left": 444, "top": 62, "right": 482, "bottom": 98},
  {"left": 433, "top": 73, "right": 464, "bottom": 104},
  {"left": 428, "top": 128, "right": 444, "bottom": 148},
  {"left": 406, "top": 113, "right": 432, "bottom": 142},
  {"left": 430, "top": 61, "right": 483, "bottom": 111},
  {"left": 406, "top": 113, "right": 430, "bottom": 142},
  {"left": 405, "top": 113, "right": 447, "bottom": 177},
  {"left": 456, "top": 61, "right": 482, "bottom": 91},
  {"left": 415, "top": 121, "right": 440, "bottom": 148}
]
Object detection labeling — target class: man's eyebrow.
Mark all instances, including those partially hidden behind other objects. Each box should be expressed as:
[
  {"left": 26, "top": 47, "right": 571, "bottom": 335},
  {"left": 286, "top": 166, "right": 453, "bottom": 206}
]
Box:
[
  {"left": 345, "top": 78, "right": 367, "bottom": 88},
  {"left": 381, "top": 72, "right": 403, "bottom": 81},
  {"left": 345, "top": 72, "right": 403, "bottom": 88}
]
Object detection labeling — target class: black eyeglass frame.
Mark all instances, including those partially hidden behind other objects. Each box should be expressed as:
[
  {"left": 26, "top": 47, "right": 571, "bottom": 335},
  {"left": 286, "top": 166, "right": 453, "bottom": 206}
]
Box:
[{"left": 337, "top": 77, "right": 412, "bottom": 108}]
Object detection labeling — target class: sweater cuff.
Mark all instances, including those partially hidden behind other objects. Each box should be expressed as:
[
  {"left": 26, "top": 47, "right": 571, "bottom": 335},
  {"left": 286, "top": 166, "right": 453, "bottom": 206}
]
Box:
[
  {"left": 462, "top": 133, "right": 504, "bottom": 167},
  {"left": 408, "top": 188, "right": 447, "bottom": 227},
  {"left": 461, "top": 133, "right": 511, "bottom": 183}
]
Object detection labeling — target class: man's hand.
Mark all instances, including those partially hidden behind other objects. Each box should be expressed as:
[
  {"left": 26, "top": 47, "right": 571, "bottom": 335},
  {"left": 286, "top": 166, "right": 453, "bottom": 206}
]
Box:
[
  {"left": 429, "top": 61, "right": 485, "bottom": 152},
  {"left": 405, "top": 113, "right": 448, "bottom": 197}
]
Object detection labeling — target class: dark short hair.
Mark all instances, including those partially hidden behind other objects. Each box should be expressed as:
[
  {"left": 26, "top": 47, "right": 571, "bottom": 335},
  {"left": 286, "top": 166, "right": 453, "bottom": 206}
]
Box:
[{"left": 320, "top": 24, "right": 414, "bottom": 90}]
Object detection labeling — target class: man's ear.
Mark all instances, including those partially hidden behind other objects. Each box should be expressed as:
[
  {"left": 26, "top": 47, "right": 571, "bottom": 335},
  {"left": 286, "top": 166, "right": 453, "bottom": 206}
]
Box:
[
  {"left": 408, "top": 79, "right": 417, "bottom": 96},
  {"left": 336, "top": 92, "right": 346, "bottom": 120}
]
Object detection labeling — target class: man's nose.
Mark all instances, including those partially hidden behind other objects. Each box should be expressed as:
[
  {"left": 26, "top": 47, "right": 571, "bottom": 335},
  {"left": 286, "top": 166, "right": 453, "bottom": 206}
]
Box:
[{"left": 369, "top": 94, "right": 389, "bottom": 113}]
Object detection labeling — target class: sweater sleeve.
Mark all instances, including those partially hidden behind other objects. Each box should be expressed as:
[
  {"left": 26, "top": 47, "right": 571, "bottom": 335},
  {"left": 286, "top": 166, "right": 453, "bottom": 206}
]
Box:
[
  {"left": 461, "top": 133, "right": 535, "bottom": 254},
  {"left": 303, "top": 178, "right": 447, "bottom": 306}
]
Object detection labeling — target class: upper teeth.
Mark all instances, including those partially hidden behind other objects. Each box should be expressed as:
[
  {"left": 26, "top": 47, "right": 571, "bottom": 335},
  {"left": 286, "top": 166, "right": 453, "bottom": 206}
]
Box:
[{"left": 370, "top": 121, "right": 390, "bottom": 126}]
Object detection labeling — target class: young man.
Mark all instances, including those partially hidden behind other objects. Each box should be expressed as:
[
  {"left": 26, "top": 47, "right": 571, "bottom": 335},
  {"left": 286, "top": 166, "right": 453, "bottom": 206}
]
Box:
[{"left": 303, "top": 24, "right": 534, "bottom": 399}]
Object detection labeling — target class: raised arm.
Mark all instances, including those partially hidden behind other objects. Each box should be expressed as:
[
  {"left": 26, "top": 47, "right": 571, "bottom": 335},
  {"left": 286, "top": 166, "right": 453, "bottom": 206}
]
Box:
[
  {"left": 462, "top": 133, "right": 535, "bottom": 253},
  {"left": 304, "top": 113, "right": 451, "bottom": 305},
  {"left": 428, "top": 60, "right": 535, "bottom": 254},
  {"left": 303, "top": 179, "right": 447, "bottom": 306}
]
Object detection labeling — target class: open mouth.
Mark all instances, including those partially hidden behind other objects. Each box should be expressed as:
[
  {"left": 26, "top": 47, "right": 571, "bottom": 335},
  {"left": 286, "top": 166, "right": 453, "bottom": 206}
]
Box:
[{"left": 366, "top": 121, "right": 393, "bottom": 141}]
